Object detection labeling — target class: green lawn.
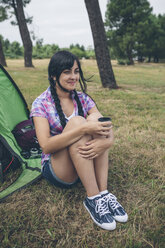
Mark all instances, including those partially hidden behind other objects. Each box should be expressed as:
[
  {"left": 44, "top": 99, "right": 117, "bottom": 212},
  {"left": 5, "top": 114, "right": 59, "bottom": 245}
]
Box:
[{"left": 0, "top": 59, "right": 165, "bottom": 248}]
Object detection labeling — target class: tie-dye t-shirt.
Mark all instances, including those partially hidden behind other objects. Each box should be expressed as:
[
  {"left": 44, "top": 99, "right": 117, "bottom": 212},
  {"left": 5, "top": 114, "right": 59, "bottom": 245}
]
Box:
[{"left": 30, "top": 87, "right": 95, "bottom": 167}]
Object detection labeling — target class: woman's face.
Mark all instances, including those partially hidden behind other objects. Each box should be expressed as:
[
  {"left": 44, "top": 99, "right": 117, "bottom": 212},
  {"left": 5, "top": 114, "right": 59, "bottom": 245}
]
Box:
[{"left": 55, "top": 60, "right": 80, "bottom": 92}]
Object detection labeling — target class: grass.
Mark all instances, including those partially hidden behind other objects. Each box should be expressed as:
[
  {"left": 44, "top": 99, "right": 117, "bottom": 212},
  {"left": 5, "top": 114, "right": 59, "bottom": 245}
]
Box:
[{"left": 0, "top": 59, "right": 165, "bottom": 248}]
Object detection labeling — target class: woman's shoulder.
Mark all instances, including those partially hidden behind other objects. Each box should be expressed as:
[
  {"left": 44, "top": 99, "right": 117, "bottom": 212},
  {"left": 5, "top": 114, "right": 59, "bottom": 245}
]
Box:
[
  {"left": 76, "top": 91, "right": 95, "bottom": 113},
  {"left": 33, "top": 87, "right": 52, "bottom": 105},
  {"left": 76, "top": 91, "right": 94, "bottom": 102},
  {"left": 30, "top": 87, "right": 52, "bottom": 118},
  {"left": 76, "top": 91, "right": 88, "bottom": 99}
]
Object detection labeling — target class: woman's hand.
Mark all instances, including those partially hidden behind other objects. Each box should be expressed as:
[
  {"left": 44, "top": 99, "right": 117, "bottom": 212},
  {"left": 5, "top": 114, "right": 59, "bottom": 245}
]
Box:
[
  {"left": 83, "top": 121, "right": 112, "bottom": 137},
  {"left": 78, "top": 138, "right": 109, "bottom": 160}
]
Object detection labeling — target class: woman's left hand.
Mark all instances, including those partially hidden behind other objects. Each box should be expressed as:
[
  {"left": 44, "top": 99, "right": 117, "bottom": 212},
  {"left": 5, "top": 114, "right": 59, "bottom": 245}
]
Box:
[{"left": 78, "top": 138, "right": 108, "bottom": 160}]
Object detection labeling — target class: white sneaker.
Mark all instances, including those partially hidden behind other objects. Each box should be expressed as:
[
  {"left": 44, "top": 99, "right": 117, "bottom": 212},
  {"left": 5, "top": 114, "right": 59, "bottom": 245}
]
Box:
[
  {"left": 83, "top": 196, "right": 116, "bottom": 230},
  {"left": 102, "top": 193, "right": 128, "bottom": 223}
]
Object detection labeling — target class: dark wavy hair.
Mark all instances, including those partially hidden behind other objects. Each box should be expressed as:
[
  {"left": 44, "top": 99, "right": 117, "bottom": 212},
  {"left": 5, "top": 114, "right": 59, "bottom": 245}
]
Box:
[{"left": 48, "top": 50, "right": 87, "bottom": 129}]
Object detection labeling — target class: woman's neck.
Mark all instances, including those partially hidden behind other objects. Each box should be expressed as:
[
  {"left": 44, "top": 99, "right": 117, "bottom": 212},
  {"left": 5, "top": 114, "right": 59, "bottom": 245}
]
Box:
[{"left": 56, "top": 86, "right": 71, "bottom": 99}]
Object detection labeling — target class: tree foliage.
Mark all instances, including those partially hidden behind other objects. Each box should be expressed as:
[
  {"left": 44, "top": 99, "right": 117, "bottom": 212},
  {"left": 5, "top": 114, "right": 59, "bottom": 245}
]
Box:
[
  {"left": 0, "top": 36, "right": 96, "bottom": 60},
  {"left": 0, "top": 5, "right": 8, "bottom": 66},
  {"left": 0, "top": 0, "right": 33, "bottom": 67},
  {"left": 0, "top": 5, "right": 9, "bottom": 21},
  {"left": 69, "top": 44, "right": 95, "bottom": 59},
  {"left": 32, "top": 39, "right": 59, "bottom": 59},
  {"left": 0, "top": 0, "right": 32, "bottom": 24},
  {"left": 105, "top": 0, "right": 165, "bottom": 63},
  {"left": 0, "top": 0, "right": 32, "bottom": 28}
]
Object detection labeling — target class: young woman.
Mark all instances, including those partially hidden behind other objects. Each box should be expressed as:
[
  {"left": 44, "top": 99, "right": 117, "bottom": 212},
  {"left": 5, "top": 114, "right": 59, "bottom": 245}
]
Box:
[{"left": 30, "top": 51, "right": 128, "bottom": 230}]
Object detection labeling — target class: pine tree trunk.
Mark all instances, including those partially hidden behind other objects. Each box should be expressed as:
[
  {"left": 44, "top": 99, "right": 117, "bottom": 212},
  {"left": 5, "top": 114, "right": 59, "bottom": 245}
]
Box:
[
  {"left": 154, "top": 56, "right": 159, "bottom": 63},
  {"left": 84, "top": 0, "right": 118, "bottom": 89},
  {"left": 0, "top": 39, "right": 7, "bottom": 67},
  {"left": 14, "top": 0, "right": 33, "bottom": 67},
  {"left": 148, "top": 56, "right": 151, "bottom": 63},
  {"left": 127, "top": 45, "right": 134, "bottom": 65}
]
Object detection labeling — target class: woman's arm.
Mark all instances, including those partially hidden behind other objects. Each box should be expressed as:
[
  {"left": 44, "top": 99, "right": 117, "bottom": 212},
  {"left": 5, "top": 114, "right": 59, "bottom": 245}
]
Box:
[
  {"left": 33, "top": 115, "right": 112, "bottom": 154},
  {"left": 88, "top": 105, "right": 102, "bottom": 116},
  {"left": 88, "top": 105, "right": 114, "bottom": 148},
  {"left": 33, "top": 117, "right": 86, "bottom": 154},
  {"left": 77, "top": 106, "right": 115, "bottom": 159}
]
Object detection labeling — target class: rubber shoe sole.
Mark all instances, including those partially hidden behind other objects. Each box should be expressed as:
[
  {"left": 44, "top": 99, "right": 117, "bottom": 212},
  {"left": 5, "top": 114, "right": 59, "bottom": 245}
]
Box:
[
  {"left": 113, "top": 213, "right": 128, "bottom": 223},
  {"left": 83, "top": 201, "right": 116, "bottom": 231}
]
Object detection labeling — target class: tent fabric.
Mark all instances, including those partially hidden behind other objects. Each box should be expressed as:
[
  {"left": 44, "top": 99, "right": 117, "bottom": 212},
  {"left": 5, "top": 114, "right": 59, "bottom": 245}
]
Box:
[{"left": 0, "top": 64, "right": 42, "bottom": 202}]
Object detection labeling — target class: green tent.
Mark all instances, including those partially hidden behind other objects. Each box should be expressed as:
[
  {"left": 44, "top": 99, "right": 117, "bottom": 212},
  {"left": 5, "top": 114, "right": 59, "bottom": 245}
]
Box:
[{"left": 0, "top": 64, "right": 42, "bottom": 202}]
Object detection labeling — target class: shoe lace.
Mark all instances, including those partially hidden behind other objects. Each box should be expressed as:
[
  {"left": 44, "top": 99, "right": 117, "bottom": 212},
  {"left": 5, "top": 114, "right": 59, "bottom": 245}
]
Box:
[
  {"left": 103, "top": 193, "right": 121, "bottom": 210},
  {"left": 95, "top": 198, "right": 110, "bottom": 217}
]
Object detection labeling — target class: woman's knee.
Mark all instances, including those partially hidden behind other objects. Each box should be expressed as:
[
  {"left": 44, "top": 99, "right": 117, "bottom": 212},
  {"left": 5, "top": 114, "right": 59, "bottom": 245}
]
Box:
[
  {"left": 63, "top": 116, "right": 91, "bottom": 148},
  {"left": 64, "top": 116, "right": 86, "bottom": 131},
  {"left": 69, "top": 133, "right": 91, "bottom": 152}
]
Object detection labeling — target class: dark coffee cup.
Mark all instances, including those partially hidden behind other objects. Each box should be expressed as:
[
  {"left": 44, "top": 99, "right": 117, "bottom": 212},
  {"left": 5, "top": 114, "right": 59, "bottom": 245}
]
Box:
[{"left": 98, "top": 117, "right": 112, "bottom": 122}]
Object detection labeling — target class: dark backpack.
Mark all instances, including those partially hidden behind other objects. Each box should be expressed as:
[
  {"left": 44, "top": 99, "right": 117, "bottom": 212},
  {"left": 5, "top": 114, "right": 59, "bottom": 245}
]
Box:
[
  {"left": 12, "top": 119, "right": 41, "bottom": 160},
  {"left": 12, "top": 119, "right": 39, "bottom": 150}
]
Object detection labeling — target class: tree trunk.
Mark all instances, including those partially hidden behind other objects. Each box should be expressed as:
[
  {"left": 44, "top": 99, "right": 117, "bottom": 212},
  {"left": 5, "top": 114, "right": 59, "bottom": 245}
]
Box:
[
  {"left": 154, "top": 56, "right": 159, "bottom": 63},
  {"left": 147, "top": 56, "right": 151, "bottom": 63},
  {"left": 126, "top": 44, "right": 134, "bottom": 65},
  {"left": 129, "top": 56, "right": 134, "bottom": 65},
  {"left": 13, "top": 0, "right": 33, "bottom": 67},
  {"left": 0, "top": 39, "right": 7, "bottom": 67},
  {"left": 138, "top": 56, "right": 144, "bottom": 63},
  {"left": 84, "top": 0, "right": 118, "bottom": 89}
]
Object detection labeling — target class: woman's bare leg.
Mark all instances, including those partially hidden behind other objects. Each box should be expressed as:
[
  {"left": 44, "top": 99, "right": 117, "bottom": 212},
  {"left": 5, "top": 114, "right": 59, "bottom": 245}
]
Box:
[
  {"left": 51, "top": 147, "right": 78, "bottom": 183},
  {"left": 51, "top": 116, "right": 100, "bottom": 196},
  {"left": 87, "top": 113, "right": 110, "bottom": 192},
  {"left": 93, "top": 149, "right": 109, "bottom": 191},
  {"left": 69, "top": 132, "right": 100, "bottom": 197}
]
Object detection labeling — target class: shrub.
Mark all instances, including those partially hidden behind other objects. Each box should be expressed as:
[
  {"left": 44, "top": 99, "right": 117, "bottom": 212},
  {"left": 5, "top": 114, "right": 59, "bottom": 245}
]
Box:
[{"left": 117, "top": 59, "right": 126, "bottom": 65}]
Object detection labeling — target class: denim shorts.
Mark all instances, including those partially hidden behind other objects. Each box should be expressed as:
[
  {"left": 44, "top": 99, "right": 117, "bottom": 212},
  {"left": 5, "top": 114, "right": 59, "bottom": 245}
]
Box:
[{"left": 42, "top": 159, "right": 79, "bottom": 188}]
